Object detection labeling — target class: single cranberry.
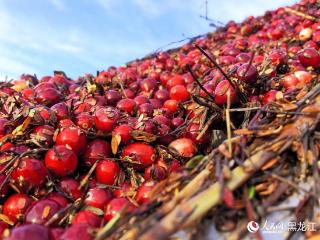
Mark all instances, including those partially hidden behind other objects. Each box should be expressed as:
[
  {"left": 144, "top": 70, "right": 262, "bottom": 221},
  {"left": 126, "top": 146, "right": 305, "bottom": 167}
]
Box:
[
  {"left": 149, "top": 99, "right": 162, "bottom": 109},
  {"left": 104, "top": 198, "right": 136, "bottom": 221},
  {"left": 163, "top": 99, "right": 178, "bottom": 112},
  {"left": 268, "top": 49, "right": 287, "bottom": 65},
  {"left": 159, "top": 72, "right": 172, "bottom": 86},
  {"left": 121, "top": 143, "right": 155, "bottom": 167},
  {"left": 32, "top": 125, "right": 55, "bottom": 146},
  {"left": 7, "top": 224, "right": 49, "bottom": 240},
  {"left": 140, "top": 78, "right": 157, "bottom": 92},
  {"left": 94, "top": 107, "right": 120, "bottom": 132},
  {"left": 168, "top": 138, "right": 197, "bottom": 158},
  {"left": 45, "top": 145, "right": 78, "bottom": 177},
  {"left": 55, "top": 127, "right": 87, "bottom": 155},
  {"left": 3, "top": 193, "right": 33, "bottom": 222},
  {"left": 214, "top": 80, "right": 236, "bottom": 106},
  {"left": 169, "top": 85, "right": 189, "bottom": 102},
  {"left": 25, "top": 199, "right": 61, "bottom": 225},
  {"left": 294, "top": 71, "right": 313, "bottom": 84},
  {"left": 281, "top": 75, "right": 300, "bottom": 90},
  {"left": 35, "top": 88, "right": 60, "bottom": 106},
  {"left": 60, "top": 223, "right": 93, "bottom": 240},
  {"left": 47, "top": 192, "right": 69, "bottom": 208},
  {"left": 75, "top": 112, "right": 93, "bottom": 130},
  {"left": 83, "top": 139, "right": 112, "bottom": 166},
  {"left": 136, "top": 180, "right": 157, "bottom": 204},
  {"left": 298, "top": 48, "right": 320, "bottom": 67},
  {"left": 85, "top": 187, "right": 113, "bottom": 210},
  {"left": 185, "top": 123, "right": 210, "bottom": 144},
  {"left": 144, "top": 164, "right": 167, "bottom": 181},
  {"left": 166, "top": 75, "right": 185, "bottom": 89},
  {"left": 138, "top": 103, "right": 154, "bottom": 117},
  {"left": 59, "top": 178, "right": 82, "bottom": 200},
  {"left": 134, "top": 95, "right": 149, "bottom": 106},
  {"left": 96, "top": 160, "right": 120, "bottom": 185},
  {"left": 11, "top": 157, "right": 47, "bottom": 190},
  {"left": 153, "top": 115, "right": 172, "bottom": 127},
  {"left": 72, "top": 210, "right": 101, "bottom": 227},
  {"left": 154, "top": 89, "right": 169, "bottom": 102},
  {"left": 105, "top": 90, "right": 121, "bottom": 106},
  {"left": 112, "top": 125, "right": 132, "bottom": 144},
  {"left": 51, "top": 103, "right": 68, "bottom": 120},
  {"left": 236, "top": 63, "right": 258, "bottom": 83},
  {"left": 116, "top": 99, "right": 136, "bottom": 115},
  {"left": 172, "top": 117, "right": 184, "bottom": 128}
]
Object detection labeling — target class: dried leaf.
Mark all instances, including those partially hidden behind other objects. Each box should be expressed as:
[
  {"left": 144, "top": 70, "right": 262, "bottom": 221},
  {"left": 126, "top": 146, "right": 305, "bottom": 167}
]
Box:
[
  {"left": 132, "top": 130, "right": 157, "bottom": 142},
  {"left": 111, "top": 134, "right": 121, "bottom": 154}
]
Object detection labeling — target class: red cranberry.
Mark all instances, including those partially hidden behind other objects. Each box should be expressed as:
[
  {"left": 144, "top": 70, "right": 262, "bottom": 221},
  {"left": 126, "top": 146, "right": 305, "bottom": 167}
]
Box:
[
  {"left": 104, "top": 198, "right": 136, "bottom": 221},
  {"left": 168, "top": 138, "right": 197, "bottom": 158},
  {"left": 85, "top": 187, "right": 113, "bottom": 210},
  {"left": 32, "top": 125, "right": 55, "bottom": 146},
  {"left": 121, "top": 143, "right": 155, "bottom": 167},
  {"left": 96, "top": 160, "right": 120, "bottom": 185},
  {"left": 134, "top": 95, "right": 149, "bottom": 106},
  {"left": 281, "top": 74, "right": 299, "bottom": 90},
  {"left": 7, "top": 224, "right": 49, "bottom": 240},
  {"left": 135, "top": 180, "right": 157, "bottom": 204},
  {"left": 169, "top": 85, "right": 189, "bottom": 102},
  {"left": 60, "top": 223, "right": 93, "bottom": 240},
  {"left": 84, "top": 139, "right": 112, "bottom": 166},
  {"left": 263, "top": 90, "right": 279, "bottom": 104},
  {"left": 154, "top": 89, "right": 169, "bottom": 102},
  {"left": 172, "top": 117, "right": 184, "bottom": 128},
  {"left": 35, "top": 88, "right": 60, "bottom": 106},
  {"left": 51, "top": 103, "right": 68, "bottom": 120},
  {"left": 113, "top": 182, "right": 134, "bottom": 198},
  {"left": 47, "top": 192, "right": 69, "bottom": 208},
  {"left": 236, "top": 63, "right": 258, "bottom": 83},
  {"left": 294, "top": 70, "right": 313, "bottom": 84},
  {"left": 214, "top": 80, "right": 236, "bottom": 106},
  {"left": 140, "top": 78, "right": 157, "bottom": 92},
  {"left": 185, "top": 123, "right": 210, "bottom": 144},
  {"left": 138, "top": 103, "right": 154, "bottom": 117},
  {"left": 49, "top": 228, "right": 65, "bottom": 240},
  {"left": 72, "top": 210, "right": 101, "bottom": 227},
  {"left": 59, "top": 178, "right": 82, "bottom": 200},
  {"left": 298, "top": 48, "right": 320, "bottom": 67},
  {"left": 166, "top": 75, "right": 185, "bottom": 89},
  {"left": 144, "top": 163, "right": 167, "bottom": 181},
  {"left": 163, "top": 99, "right": 178, "bottom": 112},
  {"left": 45, "top": 145, "right": 78, "bottom": 177},
  {"left": 112, "top": 125, "right": 132, "bottom": 144},
  {"left": 116, "top": 99, "right": 136, "bottom": 115},
  {"left": 11, "top": 157, "right": 47, "bottom": 190},
  {"left": 3, "top": 193, "right": 33, "bottom": 222},
  {"left": 75, "top": 112, "right": 93, "bottom": 130},
  {"left": 55, "top": 127, "right": 87, "bottom": 155},
  {"left": 25, "top": 199, "right": 61, "bottom": 225},
  {"left": 94, "top": 107, "right": 120, "bottom": 132},
  {"left": 105, "top": 90, "right": 121, "bottom": 106}
]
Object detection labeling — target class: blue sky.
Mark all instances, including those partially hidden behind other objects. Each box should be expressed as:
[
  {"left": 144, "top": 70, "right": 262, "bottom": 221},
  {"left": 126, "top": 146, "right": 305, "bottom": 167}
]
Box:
[{"left": 0, "top": 0, "right": 296, "bottom": 80}]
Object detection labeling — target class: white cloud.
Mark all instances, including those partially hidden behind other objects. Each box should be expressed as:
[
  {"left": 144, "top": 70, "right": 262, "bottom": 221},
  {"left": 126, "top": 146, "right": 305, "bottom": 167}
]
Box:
[{"left": 48, "top": 0, "right": 66, "bottom": 11}]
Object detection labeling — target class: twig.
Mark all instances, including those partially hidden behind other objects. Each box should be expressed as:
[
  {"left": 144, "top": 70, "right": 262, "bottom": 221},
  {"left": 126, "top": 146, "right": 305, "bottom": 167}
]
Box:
[
  {"left": 226, "top": 92, "right": 232, "bottom": 157},
  {"left": 284, "top": 7, "right": 319, "bottom": 22}
]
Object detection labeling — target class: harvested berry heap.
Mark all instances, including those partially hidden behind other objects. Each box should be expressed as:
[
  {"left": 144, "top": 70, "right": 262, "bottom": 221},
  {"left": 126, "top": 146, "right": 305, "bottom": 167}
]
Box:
[{"left": 1, "top": 0, "right": 320, "bottom": 239}]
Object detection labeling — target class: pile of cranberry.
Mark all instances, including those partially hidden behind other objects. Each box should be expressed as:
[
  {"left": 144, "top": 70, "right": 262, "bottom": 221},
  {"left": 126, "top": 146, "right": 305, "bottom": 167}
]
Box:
[{"left": 0, "top": 0, "right": 320, "bottom": 239}]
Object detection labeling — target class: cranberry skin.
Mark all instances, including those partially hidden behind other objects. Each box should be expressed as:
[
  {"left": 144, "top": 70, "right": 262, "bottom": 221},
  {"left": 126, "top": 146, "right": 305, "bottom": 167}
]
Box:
[
  {"left": 153, "top": 115, "right": 172, "bottom": 127},
  {"left": 72, "top": 210, "right": 101, "bottom": 227},
  {"left": 49, "top": 228, "right": 65, "bottom": 240},
  {"left": 168, "top": 138, "right": 197, "bottom": 158},
  {"left": 185, "top": 123, "right": 210, "bottom": 144},
  {"left": 281, "top": 75, "right": 299, "bottom": 90},
  {"left": 47, "top": 193, "right": 69, "bottom": 208},
  {"left": 75, "top": 112, "right": 93, "bottom": 130},
  {"left": 149, "top": 99, "right": 162, "bottom": 109},
  {"left": 144, "top": 164, "right": 167, "bottom": 181},
  {"left": 263, "top": 90, "right": 278, "bottom": 105},
  {"left": 136, "top": 181, "right": 157, "bottom": 204},
  {"left": 154, "top": 89, "right": 169, "bottom": 102},
  {"left": 139, "top": 103, "right": 154, "bottom": 117},
  {"left": 25, "top": 199, "right": 61, "bottom": 225},
  {"left": 59, "top": 178, "right": 82, "bottom": 200},
  {"left": 55, "top": 127, "right": 87, "bottom": 155},
  {"left": 84, "top": 139, "right": 112, "bottom": 166},
  {"left": 94, "top": 107, "right": 120, "bottom": 132},
  {"left": 104, "top": 198, "right": 136, "bottom": 221},
  {"left": 7, "top": 224, "right": 49, "bottom": 240},
  {"left": 0, "top": 221, "right": 8, "bottom": 237},
  {"left": 214, "top": 80, "right": 236, "bottom": 106},
  {"left": 163, "top": 99, "right": 178, "bottom": 112},
  {"left": 32, "top": 125, "right": 55, "bottom": 146},
  {"left": 35, "top": 88, "right": 60, "bottom": 106},
  {"left": 117, "top": 99, "right": 136, "bottom": 115},
  {"left": 45, "top": 145, "right": 78, "bottom": 177},
  {"left": 60, "top": 224, "right": 93, "bottom": 240},
  {"left": 3, "top": 193, "right": 33, "bottom": 222},
  {"left": 121, "top": 143, "right": 155, "bottom": 167},
  {"left": 166, "top": 75, "right": 185, "bottom": 89},
  {"left": 51, "top": 103, "right": 68, "bottom": 120},
  {"left": 113, "top": 182, "right": 134, "bottom": 198},
  {"left": 169, "top": 85, "right": 189, "bottom": 102},
  {"left": 294, "top": 71, "right": 313, "bottom": 84},
  {"left": 85, "top": 187, "right": 113, "bottom": 210},
  {"left": 236, "top": 63, "right": 258, "bottom": 83},
  {"left": 298, "top": 48, "right": 320, "bottom": 67},
  {"left": 96, "top": 160, "right": 120, "bottom": 185},
  {"left": 140, "top": 78, "right": 157, "bottom": 92},
  {"left": 105, "top": 90, "right": 121, "bottom": 106},
  {"left": 235, "top": 52, "right": 251, "bottom": 63},
  {"left": 123, "top": 89, "right": 135, "bottom": 99},
  {"left": 112, "top": 125, "right": 132, "bottom": 144},
  {"left": 172, "top": 117, "right": 184, "bottom": 128},
  {"left": 11, "top": 158, "right": 47, "bottom": 190},
  {"left": 134, "top": 95, "right": 149, "bottom": 106},
  {"left": 268, "top": 49, "right": 287, "bottom": 65}
]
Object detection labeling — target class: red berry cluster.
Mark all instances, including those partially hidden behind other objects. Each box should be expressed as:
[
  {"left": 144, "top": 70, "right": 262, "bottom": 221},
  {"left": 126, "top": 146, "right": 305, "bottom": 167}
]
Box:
[{"left": 1, "top": 0, "right": 320, "bottom": 239}]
